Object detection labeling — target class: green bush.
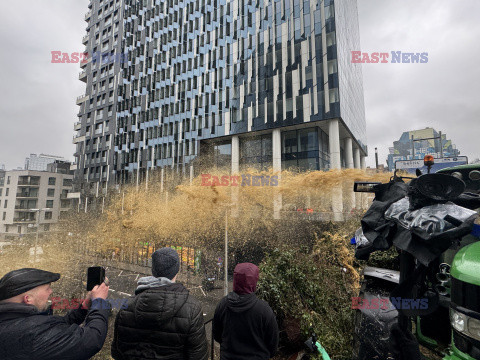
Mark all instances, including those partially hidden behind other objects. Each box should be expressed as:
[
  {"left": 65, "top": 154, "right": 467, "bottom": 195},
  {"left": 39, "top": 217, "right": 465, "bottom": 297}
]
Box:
[{"left": 257, "top": 232, "right": 359, "bottom": 359}]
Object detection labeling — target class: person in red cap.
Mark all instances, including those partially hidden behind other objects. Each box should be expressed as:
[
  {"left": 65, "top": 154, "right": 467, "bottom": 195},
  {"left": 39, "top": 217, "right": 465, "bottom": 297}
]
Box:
[
  {"left": 0, "top": 268, "right": 110, "bottom": 360},
  {"left": 213, "top": 263, "right": 278, "bottom": 360}
]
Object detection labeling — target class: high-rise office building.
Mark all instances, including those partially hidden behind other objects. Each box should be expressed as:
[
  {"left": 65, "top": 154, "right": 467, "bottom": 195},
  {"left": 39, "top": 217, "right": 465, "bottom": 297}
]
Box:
[
  {"left": 76, "top": 0, "right": 367, "bottom": 190},
  {"left": 73, "top": 0, "right": 124, "bottom": 198}
]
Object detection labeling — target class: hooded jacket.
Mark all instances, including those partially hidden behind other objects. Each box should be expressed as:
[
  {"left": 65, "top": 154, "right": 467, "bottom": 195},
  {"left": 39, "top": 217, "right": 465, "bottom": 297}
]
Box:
[
  {"left": 111, "top": 281, "right": 208, "bottom": 360},
  {"left": 213, "top": 263, "right": 278, "bottom": 360},
  {"left": 0, "top": 298, "right": 110, "bottom": 360}
]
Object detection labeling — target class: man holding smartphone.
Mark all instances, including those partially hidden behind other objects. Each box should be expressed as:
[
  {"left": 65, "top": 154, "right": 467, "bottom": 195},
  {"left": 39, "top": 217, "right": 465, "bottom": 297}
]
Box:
[
  {"left": 112, "top": 247, "right": 208, "bottom": 360},
  {"left": 0, "top": 268, "right": 110, "bottom": 360}
]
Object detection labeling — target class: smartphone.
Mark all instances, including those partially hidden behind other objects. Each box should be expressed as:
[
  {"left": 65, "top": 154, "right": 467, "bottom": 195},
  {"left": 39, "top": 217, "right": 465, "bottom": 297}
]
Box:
[{"left": 86, "top": 266, "right": 106, "bottom": 291}]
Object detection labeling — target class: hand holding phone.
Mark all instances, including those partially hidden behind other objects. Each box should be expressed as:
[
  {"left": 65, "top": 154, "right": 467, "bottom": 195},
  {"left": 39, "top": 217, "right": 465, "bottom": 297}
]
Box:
[
  {"left": 90, "top": 282, "right": 109, "bottom": 300},
  {"left": 87, "top": 266, "right": 106, "bottom": 291}
]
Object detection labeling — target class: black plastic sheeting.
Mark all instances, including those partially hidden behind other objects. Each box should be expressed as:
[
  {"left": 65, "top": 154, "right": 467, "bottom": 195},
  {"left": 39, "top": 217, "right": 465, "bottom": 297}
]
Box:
[
  {"left": 355, "top": 178, "right": 480, "bottom": 267},
  {"left": 355, "top": 176, "right": 480, "bottom": 320}
]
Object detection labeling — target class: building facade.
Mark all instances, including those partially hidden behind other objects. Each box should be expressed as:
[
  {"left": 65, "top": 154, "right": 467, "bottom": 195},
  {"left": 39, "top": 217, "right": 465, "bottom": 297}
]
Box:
[
  {"left": 0, "top": 170, "right": 74, "bottom": 241},
  {"left": 75, "top": 0, "right": 367, "bottom": 192},
  {"left": 387, "top": 127, "right": 460, "bottom": 171},
  {"left": 25, "top": 154, "right": 67, "bottom": 172},
  {"left": 73, "top": 0, "right": 125, "bottom": 198}
]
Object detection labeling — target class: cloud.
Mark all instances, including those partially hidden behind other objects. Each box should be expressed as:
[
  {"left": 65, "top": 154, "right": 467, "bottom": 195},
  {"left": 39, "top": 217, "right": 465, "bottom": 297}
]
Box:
[
  {"left": 0, "top": 0, "right": 88, "bottom": 169},
  {"left": 358, "top": 0, "right": 480, "bottom": 166}
]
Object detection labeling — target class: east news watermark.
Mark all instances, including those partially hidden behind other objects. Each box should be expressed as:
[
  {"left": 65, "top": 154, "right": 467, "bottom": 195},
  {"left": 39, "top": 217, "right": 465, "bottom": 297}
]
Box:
[
  {"left": 351, "top": 51, "right": 429, "bottom": 64},
  {"left": 201, "top": 174, "right": 279, "bottom": 187},
  {"left": 51, "top": 297, "right": 128, "bottom": 310},
  {"left": 51, "top": 51, "right": 128, "bottom": 64},
  {"left": 352, "top": 297, "right": 429, "bottom": 310}
]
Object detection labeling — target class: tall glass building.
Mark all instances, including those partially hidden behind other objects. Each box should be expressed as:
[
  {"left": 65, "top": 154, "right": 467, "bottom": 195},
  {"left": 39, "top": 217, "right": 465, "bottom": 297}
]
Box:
[
  {"left": 75, "top": 0, "right": 367, "bottom": 189},
  {"left": 73, "top": 0, "right": 124, "bottom": 198}
]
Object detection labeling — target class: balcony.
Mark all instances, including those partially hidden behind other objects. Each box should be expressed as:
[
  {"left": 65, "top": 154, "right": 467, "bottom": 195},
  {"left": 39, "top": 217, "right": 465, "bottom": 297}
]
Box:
[
  {"left": 13, "top": 217, "right": 36, "bottom": 223},
  {"left": 76, "top": 94, "right": 89, "bottom": 105},
  {"left": 67, "top": 192, "right": 81, "bottom": 200},
  {"left": 16, "top": 192, "right": 38, "bottom": 198},
  {"left": 17, "top": 179, "right": 40, "bottom": 186},
  {"left": 80, "top": 57, "right": 91, "bottom": 68},
  {"left": 82, "top": 34, "right": 89, "bottom": 44},
  {"left": 95, "top": 128, "right": 103, "bottom": 135},
  {"left": 15, "top": 205, "right": 36, "bottom": 210},
  {"left": 73, "top": 135, "right": 86, "bottom": 144},
  {"left": 79, "top": 70, "right": 87, "bottom": 82},
  {"left": 85, "top": 10, "right": 92, "bottom": 21},
  {"left": 74, "top": 121, "right": 82, "bottom": 131},
  {"left": 70, "top": 163, "right": 78, "bottom": 171}
]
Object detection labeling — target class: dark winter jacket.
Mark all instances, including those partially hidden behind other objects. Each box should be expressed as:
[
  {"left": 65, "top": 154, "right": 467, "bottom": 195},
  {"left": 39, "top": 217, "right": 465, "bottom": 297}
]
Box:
[
  {"left": 213, "top": 263, "right": 278, "bottom": 360},
  {"left": 111, "top": 282, "right": 208, "bottom": 360},
  {"left": 0, "top": 298, "right": 110, "bottom": 360}
]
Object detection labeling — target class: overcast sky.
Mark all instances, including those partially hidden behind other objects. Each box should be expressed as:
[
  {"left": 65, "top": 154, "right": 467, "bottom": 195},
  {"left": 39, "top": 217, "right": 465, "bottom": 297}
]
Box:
[{"left": 0, "top": 0, "right": 478, "bottom": 170}]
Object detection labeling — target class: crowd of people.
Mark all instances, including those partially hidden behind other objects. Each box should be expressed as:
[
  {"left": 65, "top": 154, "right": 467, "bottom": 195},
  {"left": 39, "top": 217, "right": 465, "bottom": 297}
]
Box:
[{"left": 0, "top": 247, "right": 279, "bottom": 360}]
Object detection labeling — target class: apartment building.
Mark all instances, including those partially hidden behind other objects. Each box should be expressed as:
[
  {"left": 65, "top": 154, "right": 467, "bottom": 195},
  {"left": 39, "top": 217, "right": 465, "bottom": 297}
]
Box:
[{"left": 0, "top": 170, "right": 74, "bottom": 241}]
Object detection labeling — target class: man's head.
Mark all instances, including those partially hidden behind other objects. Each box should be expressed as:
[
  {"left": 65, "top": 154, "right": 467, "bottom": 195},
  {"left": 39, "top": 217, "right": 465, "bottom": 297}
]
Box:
[
  {"left": 0, "top": 268, "right": 60, "bottom": 311},
  {"left": 233, "top": 263, "right": 259, "bottom": 295},
  {"left": 151, "top": 247, "right": 180, "bottom": 280},
  {"left": 1, "top": 284, "right": 53, "bottom": 312}
]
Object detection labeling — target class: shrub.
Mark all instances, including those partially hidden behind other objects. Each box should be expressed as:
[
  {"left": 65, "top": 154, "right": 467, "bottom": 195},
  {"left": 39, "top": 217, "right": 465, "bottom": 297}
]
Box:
[{"left": 257, "top": 232, "right": 359, "bottom": 359}]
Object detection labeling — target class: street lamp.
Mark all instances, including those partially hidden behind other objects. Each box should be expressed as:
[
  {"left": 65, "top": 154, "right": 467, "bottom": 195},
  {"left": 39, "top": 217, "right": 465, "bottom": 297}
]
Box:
[
  {"left": 30, "top": 208, "right": 52, "bottom": 263},
  {"left": 223, "top": 203, "right": 235, "bottom": 296}
]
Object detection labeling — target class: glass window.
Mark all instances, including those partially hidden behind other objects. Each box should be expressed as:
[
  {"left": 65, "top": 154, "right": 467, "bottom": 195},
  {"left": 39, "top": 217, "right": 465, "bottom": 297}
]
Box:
[
  {"left": 46, "top": 200, "right": 54, "bottom": 208},
  {"left": 327, "top": 59, "right": 337, "bottom": 74},
  {"left": 283, "top": 131, "right": 297, "bottom": 154},
  {"left": 329, "top": 88, "right": 339, "bottom": 103},
  {"left": 299, "top": 128, "right": 318, "bottom": 152},
  {"left": 213, "top": 143, "right": 232, "bottom": 168},
  {"left": 47, "top": 189, "right": 55, "bottom": 197},
  {"left": 48, "top": 177, "right": 56, "bottom": 185}
]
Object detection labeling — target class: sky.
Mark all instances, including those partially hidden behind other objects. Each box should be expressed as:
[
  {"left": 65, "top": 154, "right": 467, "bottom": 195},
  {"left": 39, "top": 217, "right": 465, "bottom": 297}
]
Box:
[{"left": 0, "top": 0, "right": 478, "bottom": 170}]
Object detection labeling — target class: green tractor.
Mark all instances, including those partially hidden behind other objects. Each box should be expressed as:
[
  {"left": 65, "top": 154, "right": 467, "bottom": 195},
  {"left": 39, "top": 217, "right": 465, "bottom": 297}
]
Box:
[{"left": 352, "top": 159, "right": 480, "bottom": 360}]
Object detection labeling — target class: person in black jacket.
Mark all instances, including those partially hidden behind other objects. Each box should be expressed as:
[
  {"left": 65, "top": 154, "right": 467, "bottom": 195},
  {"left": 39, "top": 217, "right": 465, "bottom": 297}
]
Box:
[
  {"left": 0, "top": 268, "right": 110, "bottom": 360},
  {"left": 213, "top": 262, "right": 279, "bottom": 360},
  {"left": 112, "top": 247, "right": 208, "bottom": 360}
]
